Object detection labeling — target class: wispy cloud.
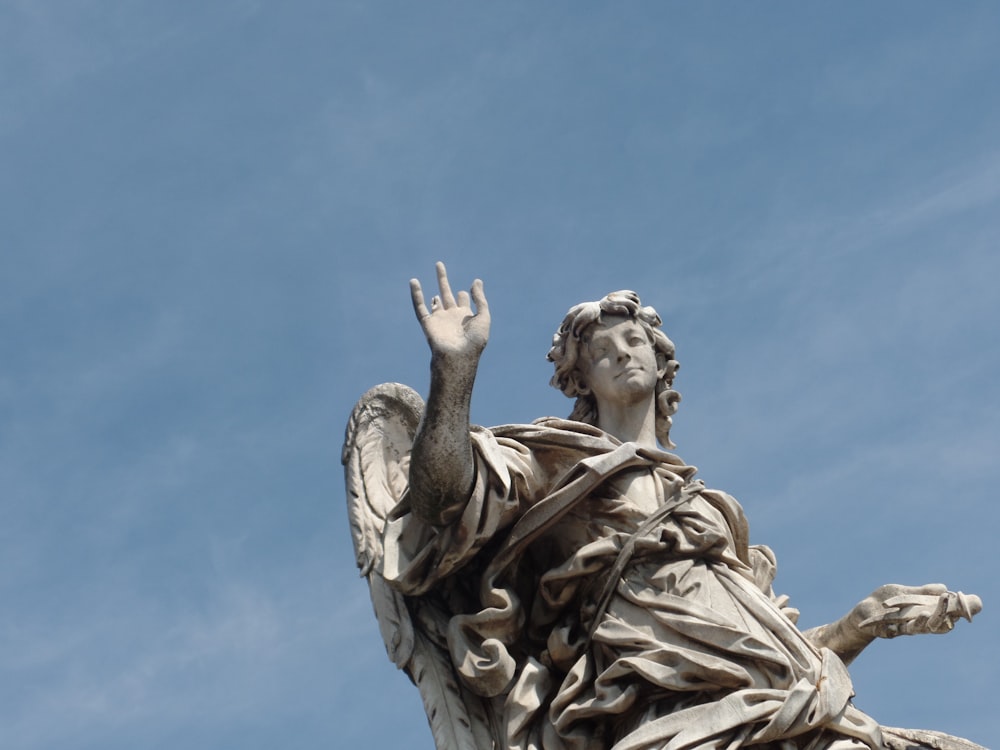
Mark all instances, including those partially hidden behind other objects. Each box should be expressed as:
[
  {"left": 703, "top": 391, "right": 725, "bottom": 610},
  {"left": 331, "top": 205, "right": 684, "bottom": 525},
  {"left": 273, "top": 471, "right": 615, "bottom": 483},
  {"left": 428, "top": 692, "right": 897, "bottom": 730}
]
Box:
[{"left": 1, "top": 565, "right": 343, "bottom": 749}]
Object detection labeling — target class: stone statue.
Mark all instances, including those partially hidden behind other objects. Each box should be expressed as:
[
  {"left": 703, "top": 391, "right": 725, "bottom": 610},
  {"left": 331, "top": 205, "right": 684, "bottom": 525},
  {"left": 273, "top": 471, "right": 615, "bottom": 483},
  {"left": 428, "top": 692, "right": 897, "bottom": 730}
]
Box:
[{"left": 343, "top": 262, "right": 984, "bottom": 750}]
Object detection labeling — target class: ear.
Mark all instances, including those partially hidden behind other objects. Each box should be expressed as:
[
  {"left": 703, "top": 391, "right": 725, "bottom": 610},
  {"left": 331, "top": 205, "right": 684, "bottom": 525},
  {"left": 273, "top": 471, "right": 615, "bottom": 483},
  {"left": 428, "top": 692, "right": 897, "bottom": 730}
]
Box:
[
  {"left": 658, "top": 360, "right": 678, "bottom": 382},
  {"left": 571, "top": 373, "right": 591, "bottom": 396}
]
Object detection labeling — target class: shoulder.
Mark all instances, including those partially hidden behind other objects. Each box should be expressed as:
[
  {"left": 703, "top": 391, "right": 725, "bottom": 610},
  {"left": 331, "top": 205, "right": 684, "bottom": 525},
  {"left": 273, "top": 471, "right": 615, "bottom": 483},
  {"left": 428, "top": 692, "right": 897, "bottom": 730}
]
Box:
[{"left": 488, "top": 418, "right": 612, "bottom": 448}]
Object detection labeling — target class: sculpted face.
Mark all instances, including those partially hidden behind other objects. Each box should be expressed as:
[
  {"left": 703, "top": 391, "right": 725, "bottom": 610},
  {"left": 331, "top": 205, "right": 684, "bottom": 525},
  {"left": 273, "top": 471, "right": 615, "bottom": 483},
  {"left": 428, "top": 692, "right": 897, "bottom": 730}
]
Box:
[{"left": 579, "top": 315, "right": 662, "bottom": 410}]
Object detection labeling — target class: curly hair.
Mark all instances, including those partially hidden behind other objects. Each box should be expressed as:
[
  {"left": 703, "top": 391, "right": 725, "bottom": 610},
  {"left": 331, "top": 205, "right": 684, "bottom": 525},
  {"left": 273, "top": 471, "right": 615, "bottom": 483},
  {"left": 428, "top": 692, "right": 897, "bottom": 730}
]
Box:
[{"left": 547, "top": 290, "right": 681, "bottom": 447}]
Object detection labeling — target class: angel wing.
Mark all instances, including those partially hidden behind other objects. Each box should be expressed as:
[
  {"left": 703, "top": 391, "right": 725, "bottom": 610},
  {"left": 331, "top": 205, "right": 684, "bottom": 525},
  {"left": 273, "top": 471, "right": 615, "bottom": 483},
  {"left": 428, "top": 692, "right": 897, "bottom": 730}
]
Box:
[{"left": 343, "top": 382, "right": 497, "bottom": 750}]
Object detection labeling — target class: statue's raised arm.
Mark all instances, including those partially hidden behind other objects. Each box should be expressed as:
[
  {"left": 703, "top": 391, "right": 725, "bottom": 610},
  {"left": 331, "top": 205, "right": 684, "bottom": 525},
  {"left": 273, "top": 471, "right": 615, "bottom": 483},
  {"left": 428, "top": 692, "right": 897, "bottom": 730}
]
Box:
[{"left": 408, "top": 262, "right": 491, "bottom": 526}]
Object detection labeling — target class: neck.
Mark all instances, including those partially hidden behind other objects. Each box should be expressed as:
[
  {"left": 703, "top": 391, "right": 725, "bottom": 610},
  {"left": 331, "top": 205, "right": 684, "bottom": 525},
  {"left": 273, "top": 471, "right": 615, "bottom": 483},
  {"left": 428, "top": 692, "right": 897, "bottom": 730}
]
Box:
[{"left": 594, "top": 395, "right": 658, "bottom": 448}]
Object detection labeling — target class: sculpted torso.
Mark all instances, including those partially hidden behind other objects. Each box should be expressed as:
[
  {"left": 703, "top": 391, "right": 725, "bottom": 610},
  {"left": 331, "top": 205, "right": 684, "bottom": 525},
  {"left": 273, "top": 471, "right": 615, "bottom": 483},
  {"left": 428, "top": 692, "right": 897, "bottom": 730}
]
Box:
[{"left": 608, "top": 471, "right": 664, "bottom": 516}]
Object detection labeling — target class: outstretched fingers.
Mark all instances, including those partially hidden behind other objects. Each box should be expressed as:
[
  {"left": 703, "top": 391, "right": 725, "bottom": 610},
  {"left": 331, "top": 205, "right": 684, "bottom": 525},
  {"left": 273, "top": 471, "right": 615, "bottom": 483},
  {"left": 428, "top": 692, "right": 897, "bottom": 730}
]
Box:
[
  {"left": 452, "top": 279, "right": 488, "bottom": 314},
  {"left": 410, "top": 278, "right": 430, "bottom": 321},
  {"left": 471, "top": 278, "right": 489, "bottom": 319},
  {"left": 412, "top": 263, "right": 489, "bottom": 331},
  {"left": 436, "top": 261, "right": 457, "bottom": 307}
]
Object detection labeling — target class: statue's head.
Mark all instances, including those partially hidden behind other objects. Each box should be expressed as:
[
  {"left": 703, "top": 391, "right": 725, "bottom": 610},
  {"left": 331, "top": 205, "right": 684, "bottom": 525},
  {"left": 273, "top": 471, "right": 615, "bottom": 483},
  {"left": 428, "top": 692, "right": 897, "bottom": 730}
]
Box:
[{"left": 547, "top": 290, "right": 681, "bottom": 447}]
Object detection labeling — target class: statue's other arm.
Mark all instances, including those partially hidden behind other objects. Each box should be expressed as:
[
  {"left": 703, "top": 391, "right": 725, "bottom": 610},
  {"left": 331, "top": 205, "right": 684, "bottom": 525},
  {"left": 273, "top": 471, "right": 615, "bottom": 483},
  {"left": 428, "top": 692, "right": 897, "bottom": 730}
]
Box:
[
  {"left": 804, "top": 583, "right": 982, "bottom": 666},
  {"left": 407, "top": 262, "right": 491, "bottom": 526}
]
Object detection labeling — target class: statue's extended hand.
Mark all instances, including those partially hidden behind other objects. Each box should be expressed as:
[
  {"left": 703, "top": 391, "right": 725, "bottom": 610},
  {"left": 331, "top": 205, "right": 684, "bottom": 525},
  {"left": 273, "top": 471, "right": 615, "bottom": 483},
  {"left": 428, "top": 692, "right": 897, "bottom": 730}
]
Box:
[
  {"left": 852, "top": 583, "right": 982, "bottom": 639},
  {"left": 410, "top": 262, "right": 490, "bottom": 359}
]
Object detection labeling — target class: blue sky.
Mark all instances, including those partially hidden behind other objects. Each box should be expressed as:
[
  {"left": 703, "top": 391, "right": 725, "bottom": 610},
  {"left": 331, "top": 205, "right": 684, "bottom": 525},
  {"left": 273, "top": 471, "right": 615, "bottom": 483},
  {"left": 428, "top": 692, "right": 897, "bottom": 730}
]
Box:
[{"left": 2, "top": 2, "right": 999, "bottom": 748}]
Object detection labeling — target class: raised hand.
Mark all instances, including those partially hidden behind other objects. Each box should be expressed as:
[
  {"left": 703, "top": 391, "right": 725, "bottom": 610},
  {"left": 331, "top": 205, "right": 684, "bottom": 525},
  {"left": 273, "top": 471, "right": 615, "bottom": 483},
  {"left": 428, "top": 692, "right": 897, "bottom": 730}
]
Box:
[
  {"left": 407, "top": 262, "right": 489, "bottom": 525},
  {"left": 410, "top": 261, "right": 490, "bottom": 360}
]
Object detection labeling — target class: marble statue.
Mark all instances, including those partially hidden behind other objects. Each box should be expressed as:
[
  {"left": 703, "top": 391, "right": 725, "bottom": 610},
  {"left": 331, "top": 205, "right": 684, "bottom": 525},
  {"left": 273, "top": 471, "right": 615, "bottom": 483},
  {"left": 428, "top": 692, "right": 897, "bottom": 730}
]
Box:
[{"left": 343, "top": 262, "right": 984, "bottom": 750}]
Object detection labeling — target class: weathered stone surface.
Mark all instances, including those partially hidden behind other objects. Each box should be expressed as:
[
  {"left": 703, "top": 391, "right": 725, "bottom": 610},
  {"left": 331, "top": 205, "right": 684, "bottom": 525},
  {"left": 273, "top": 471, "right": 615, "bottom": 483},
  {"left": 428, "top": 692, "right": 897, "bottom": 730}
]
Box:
[{"left": 343, "top": 263, "right": 984, "bottom": 750}]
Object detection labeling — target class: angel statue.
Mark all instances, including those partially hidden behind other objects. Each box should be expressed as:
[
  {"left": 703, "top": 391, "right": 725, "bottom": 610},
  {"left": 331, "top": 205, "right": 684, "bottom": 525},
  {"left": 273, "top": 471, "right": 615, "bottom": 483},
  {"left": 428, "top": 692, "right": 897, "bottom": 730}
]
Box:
[{"left": 343, "top": 262, "right": 984, "bottom": 750}]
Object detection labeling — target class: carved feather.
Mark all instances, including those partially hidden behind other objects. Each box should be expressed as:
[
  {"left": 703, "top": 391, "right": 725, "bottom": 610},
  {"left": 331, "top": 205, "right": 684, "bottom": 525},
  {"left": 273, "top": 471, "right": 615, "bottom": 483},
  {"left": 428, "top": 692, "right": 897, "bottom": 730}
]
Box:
[
  {"left": 343, "top": 383, "right": 424, "bottom": 574},
  {"left": 367, "top": 573, "right": 414, "bottom": 669},
  {"left": 343, "top": 382, "right": 497, "bottom": 749},
  {"left": 405, "top": 588, "right": 497, "bottom": 748},
  {"left": 343, "top": 383, "right": 425, "bottom": 667},
  {"left": 409, "top": 627, "right": 497, "bottom": 750}
]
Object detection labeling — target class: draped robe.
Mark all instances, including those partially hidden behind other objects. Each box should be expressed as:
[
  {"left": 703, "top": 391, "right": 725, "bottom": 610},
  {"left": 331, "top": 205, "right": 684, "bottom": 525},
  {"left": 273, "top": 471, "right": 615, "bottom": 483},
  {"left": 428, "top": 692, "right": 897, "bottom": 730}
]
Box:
[{"left": 382, "top": 418, "right": 885, "bottom": 750}]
